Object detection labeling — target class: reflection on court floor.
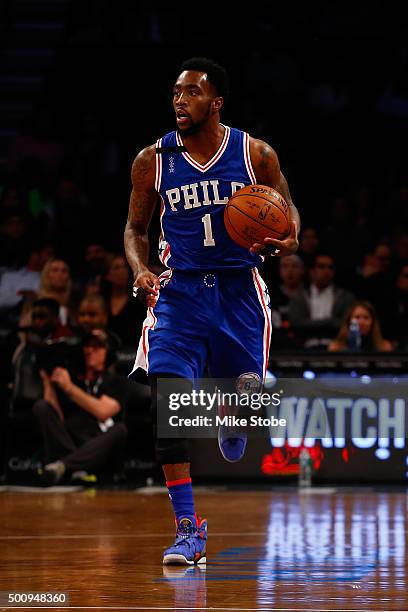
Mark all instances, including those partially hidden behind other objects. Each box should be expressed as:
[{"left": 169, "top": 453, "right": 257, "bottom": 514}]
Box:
[
  {"left": 159, "top": 490, "right": 407, "bottom": 611},
  {"left": 1, "top": 488, "right": 407, "bottom": 611}
]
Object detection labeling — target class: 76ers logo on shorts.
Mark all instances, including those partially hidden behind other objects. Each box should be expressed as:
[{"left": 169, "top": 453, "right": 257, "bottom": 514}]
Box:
[{"left": 236, "top": 372, "right": 262, "bottom": 395}]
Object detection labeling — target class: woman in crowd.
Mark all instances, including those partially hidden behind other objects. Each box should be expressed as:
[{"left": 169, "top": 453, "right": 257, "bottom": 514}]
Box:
[
  {"left": 101, "top": 254, "right": 146, "bottom": 346},
  {"left": 39, "top": 258, "right": 75, "bottom": 325},
  {"left": 328, "top": 300, "right": 392, "bottom": 352}
]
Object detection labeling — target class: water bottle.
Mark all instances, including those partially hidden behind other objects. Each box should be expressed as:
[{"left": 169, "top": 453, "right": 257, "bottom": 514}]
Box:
[
  {"left": 298, "top": 448, "right": 312, "bottom": 487},
  {"left": 348, "top": 318, "right": 362, "bottom": 352}
]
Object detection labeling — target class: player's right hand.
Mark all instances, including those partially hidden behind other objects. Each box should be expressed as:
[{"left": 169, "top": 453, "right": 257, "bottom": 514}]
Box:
[{"left": 133, "top": 270, "right": 161, "bottom": 308}]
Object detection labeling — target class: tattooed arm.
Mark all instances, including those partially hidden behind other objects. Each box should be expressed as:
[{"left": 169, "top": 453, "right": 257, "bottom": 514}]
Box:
[
  {"left": 249, "top": 138, "right": 300, "bottom": 256},
  {"left": 124, "top": 145, "right": 160, "bottom": 301}
]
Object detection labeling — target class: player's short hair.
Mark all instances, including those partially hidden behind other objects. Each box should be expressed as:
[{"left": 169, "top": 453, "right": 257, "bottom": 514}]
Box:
[{"left": 180, "top": 57, "right": 229, "bottom": 104}]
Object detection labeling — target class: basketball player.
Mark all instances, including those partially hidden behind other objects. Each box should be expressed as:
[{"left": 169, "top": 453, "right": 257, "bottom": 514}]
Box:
[{"left": 124, "top": 58, "right": 300, "bottom": 565}]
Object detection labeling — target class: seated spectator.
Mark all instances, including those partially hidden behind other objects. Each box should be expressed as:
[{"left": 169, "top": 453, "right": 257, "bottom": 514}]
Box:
[
  {"left": 288, "top": 253, "right": 354, "bottom": 348},
  {"left": 39, "top": 258, "right": 75, "bottom": 325},
  {"left": 101, "top": 254, "right": 146, "bottom": 346},
  {"left": 33, "top": 329, "right": 128, "bottom": 485},
  {"left": 269, "top": 255, "right": 304, "bottom": 348},
  {"left": 328, "top": 301, "right": 392, "bottom": 352},
  {"left": 77, "top": 294, "right": 121, "bottom": 352}
]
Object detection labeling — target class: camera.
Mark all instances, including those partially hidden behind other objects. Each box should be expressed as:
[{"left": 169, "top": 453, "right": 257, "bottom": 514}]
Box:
[{"left": 34, "top": 336, "right": 84, "bottom": 375}]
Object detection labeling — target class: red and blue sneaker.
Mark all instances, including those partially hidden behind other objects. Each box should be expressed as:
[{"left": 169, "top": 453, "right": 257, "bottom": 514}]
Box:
[
  {"left": 163, "top": 515, "right": 207, "bottom": 566},
  {"left": 218, "top": 426, "right": 247, "bottom": 462}
]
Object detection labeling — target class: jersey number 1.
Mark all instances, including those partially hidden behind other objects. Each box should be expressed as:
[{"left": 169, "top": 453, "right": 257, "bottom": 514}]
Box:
[{"left": 202, "top": 214, "right": 215, "bottom": 247}]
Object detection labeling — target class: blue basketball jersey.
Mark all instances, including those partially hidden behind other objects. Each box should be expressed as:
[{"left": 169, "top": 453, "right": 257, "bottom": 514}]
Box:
[{"left": 155, "top": 125, "right": 262, "bottom": 270}]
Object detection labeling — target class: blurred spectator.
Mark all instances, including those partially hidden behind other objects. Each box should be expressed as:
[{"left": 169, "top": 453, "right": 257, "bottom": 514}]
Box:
[
  {"left": 359, "top": 241, "right": 393, "bottom": 279},
  {"left": 0, "top": 261, "right": 40, "bottom": 312},
  {"left": 359, "top": 241, "right": 394, "bottom": 335},
  {"left": 297, "top": 227, "right": 320, "bottom": 269},
  {"left": 329, "top": 300, "right": 392, "bottom": 352},
  {"left": 101, "top": 254, "right": 146, "bottom": 346},
  {"left": 288, "top": 253, "right": 354, "bottom": 348},
  {"left": 77, "top": 294, "right": 108, "bottom": 332},
  {"left": 269, "top": 255, "right": 304, "bottom": 349},
  {"left": 0, "top": 240, "right": 54, "bottom": 328},
  {"left": 28, "top": 298, "right": 73, "bottom": 340},
  {"left": 39, "top": 258, "right": 74, "bottom": 326},
  {"left": 33, "top": 329, "right": 128, "bottom": 485},
  {"left": 76, "top": 243, "right": 112, "bottom": 296},
  {"left": 77, "top": 294, "right": 121, "bottom": 353}
]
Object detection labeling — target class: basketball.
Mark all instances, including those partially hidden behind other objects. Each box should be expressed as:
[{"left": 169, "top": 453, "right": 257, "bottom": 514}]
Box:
[{"left": 224, "top": 184, "right": 290, "bottom": 249}]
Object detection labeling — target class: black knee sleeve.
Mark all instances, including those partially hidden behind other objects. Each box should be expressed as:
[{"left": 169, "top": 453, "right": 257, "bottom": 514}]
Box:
[
  {"left": 155, "top": 437, "right": 190, "bottom": 465},
  {"left": 149, "top": 374, "right": 191, "bottom": 465}
]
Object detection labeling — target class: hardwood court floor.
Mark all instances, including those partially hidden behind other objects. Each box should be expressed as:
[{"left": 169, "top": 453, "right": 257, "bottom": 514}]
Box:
[{"left": 0, "top": 486, "right": 407, "bottom": 611}]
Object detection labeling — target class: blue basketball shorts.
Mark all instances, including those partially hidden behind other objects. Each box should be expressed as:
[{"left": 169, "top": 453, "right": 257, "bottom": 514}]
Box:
[{"left": 130, "top": 267, "right": 272, "bottom": 381}]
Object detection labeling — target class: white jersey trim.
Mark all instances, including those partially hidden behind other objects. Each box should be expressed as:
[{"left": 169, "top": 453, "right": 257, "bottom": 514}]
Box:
[
  {"left": 175, "top": 125, "right": 230, "bottom": 173},
  {"left": 244, "top": 132, "right": 257, "bottom": 184},
  {"left": 155, "top": 138, "right": 162, "bottom": 192},
  {"left": 251, "top": 268, "right": 272, "bottom": 381},
  {"left": 130, "top": 269, "right": 173, "bottom": 375}
]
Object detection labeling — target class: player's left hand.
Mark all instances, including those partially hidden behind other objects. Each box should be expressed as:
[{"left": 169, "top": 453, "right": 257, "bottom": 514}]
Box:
[{"left": 250, "top": 221, "right": 299, "bottom": 257}]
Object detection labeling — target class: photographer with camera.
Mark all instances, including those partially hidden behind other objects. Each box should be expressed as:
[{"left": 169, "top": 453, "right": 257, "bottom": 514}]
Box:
[
  {"left": 33, "top": 329, "right": 128, "bottom": 486},
  {"left": 6, "top": 298, "right": 75, "bottom": 414}
]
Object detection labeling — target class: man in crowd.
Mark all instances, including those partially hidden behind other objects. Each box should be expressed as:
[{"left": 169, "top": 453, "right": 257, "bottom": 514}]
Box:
[{"left": 288, "top": 253, "right": 354, "bottom": 348}]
